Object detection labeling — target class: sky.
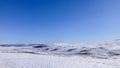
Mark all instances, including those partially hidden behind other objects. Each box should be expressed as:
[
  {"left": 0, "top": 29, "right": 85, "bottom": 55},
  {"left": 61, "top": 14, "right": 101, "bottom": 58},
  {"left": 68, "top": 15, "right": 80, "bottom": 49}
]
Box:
[{"left": 0, "top": 0, "right": 120, "bottom": 44}]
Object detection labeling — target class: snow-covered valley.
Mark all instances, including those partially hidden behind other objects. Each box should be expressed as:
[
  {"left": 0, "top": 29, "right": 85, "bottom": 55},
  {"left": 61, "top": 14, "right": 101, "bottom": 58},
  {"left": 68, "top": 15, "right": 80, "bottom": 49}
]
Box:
[{"left": 0, "top": 40, "right": 120, "bottom": 68}]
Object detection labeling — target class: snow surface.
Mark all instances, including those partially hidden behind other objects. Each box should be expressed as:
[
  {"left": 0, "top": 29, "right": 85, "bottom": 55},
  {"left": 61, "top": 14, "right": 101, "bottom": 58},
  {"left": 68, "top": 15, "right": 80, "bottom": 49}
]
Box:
[
  {"left": 0, "top": 53, "right": 120, "bottom": 68},
  {"left": 0, "top": 40, "right": 120, "bottom": 68}
]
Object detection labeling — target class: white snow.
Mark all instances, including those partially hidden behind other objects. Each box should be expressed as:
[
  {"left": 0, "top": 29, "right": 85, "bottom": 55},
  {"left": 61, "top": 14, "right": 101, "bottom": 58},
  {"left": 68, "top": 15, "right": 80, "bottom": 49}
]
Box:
[
  {"left": 0, "top": 39, "right": 120, "bottom": 68},
  {"left": 0, "top": 53, "right": 120, "bottom": 68}
]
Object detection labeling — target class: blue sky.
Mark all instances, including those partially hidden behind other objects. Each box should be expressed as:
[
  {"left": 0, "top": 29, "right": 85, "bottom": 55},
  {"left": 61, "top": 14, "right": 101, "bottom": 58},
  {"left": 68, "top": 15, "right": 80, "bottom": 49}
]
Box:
[{"left": 0, "top": 0, "right": 120, "bottom": 43}]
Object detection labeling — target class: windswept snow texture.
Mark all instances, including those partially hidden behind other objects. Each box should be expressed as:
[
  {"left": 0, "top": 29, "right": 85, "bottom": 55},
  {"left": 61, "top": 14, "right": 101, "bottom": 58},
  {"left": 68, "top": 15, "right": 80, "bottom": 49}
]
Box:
[
  {"left": 0, "top": 53, "right": 120, "bottom": 68},
  {"left": 0, "top": 40, "right": 120, "bottom": 68}
]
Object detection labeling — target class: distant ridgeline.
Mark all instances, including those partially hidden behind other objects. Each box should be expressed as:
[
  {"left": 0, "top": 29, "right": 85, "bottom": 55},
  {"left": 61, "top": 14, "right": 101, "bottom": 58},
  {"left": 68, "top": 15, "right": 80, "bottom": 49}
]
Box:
[{"left": 0, "top": 44, "right": 45, "bottom": 47}]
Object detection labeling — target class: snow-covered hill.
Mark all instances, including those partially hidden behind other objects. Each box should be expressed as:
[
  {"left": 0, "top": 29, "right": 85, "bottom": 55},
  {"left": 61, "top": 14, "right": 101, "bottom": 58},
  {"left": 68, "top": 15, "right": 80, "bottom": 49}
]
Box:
[
  {"left": 0, "top": 40, "right": 120, "bottom": 68},
  {"left": 0, "top": 40, "right": 120, "bottom": 58}
]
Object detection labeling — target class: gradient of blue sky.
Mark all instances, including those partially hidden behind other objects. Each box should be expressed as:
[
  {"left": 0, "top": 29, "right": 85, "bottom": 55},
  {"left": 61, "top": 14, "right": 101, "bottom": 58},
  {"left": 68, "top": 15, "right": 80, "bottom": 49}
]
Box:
[{"left": 0, "top": 0, "right": 120, "bottom": 43}]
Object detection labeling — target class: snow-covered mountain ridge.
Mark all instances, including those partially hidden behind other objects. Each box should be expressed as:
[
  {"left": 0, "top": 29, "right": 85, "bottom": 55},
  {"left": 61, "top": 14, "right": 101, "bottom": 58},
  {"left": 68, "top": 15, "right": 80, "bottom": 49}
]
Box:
[
  {"left": 0, "top": 40, "right": 120, "bottom": 68},
  {"left": 0, "top": 39, "right": 120, "bottom": 58}
]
